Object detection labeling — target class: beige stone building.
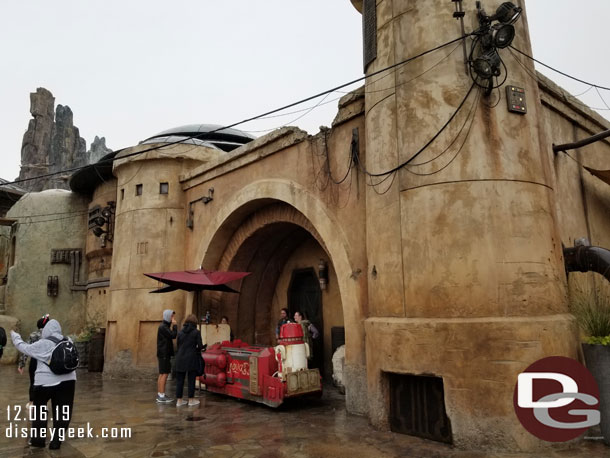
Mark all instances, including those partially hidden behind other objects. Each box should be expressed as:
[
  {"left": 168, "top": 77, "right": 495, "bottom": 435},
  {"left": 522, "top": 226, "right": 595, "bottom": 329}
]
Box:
[{"left": 2, "top": 0, "right": 610, "bottom": 451}]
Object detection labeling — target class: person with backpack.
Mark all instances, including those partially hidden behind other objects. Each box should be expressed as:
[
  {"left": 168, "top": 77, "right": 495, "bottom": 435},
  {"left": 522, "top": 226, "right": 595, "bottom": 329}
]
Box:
[
  {"left": 18, "top": 315, "right": 50, "bottom": 409},
  {"left": 11, "top": 319, "right": 77, "bottom": 450}
]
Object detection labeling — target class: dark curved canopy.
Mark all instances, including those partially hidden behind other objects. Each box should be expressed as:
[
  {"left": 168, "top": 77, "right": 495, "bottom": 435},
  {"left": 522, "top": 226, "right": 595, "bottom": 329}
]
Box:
[{"left": 69, "top": 151, "right": 119, "bottom": 195}]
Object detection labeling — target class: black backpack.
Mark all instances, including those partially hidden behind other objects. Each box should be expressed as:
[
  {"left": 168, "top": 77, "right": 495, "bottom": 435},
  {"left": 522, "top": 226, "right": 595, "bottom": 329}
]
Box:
[
  {"left": 46, "top": 336, "right": 79, "bottom": 374},
  {"left": 0, "top": 327, "right": 6, "bottom": 359}
]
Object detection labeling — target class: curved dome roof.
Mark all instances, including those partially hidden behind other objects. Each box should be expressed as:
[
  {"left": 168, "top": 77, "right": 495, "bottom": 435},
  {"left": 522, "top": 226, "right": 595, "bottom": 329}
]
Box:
[{"left": 142, "top": 124, "right": 255, "bottom": 152}]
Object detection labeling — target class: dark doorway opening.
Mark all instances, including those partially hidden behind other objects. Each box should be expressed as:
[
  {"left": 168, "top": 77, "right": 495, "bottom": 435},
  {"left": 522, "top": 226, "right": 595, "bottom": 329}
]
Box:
[
  {"left": 288, "top": 268, "right": 324, "bottom": 375},
  {"left": 388, "top": 373, "right": 452, "bottom": 444}
]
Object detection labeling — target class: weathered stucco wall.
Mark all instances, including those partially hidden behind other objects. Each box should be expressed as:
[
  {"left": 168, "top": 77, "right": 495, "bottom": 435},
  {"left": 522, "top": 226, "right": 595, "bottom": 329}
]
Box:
[
  {"left": 359, "top": 0, "right": 579, "bottom": 451},
  {"left": 537, "top": 73, "right": 610, "bottom": 310},
  {"left": 538, "top": 74, "right": 610, "bottom": 250},
  {"left": 182, "top": 101, "right": 368, "bottom": 413},
  {"left": 5, "top": 190, "right": 88, "bottom": 342},
  {"left": 105, "top": 144, "right": 218, "bottom": 376},
  {"left": 85, "top": 178, "right": 117, "bottom": 328}
]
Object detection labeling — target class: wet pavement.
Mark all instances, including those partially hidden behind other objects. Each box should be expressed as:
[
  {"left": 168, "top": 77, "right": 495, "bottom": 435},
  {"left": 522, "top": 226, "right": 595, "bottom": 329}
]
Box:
[{"left": 0, "top": 368, "right": 608, "bottom": 457}]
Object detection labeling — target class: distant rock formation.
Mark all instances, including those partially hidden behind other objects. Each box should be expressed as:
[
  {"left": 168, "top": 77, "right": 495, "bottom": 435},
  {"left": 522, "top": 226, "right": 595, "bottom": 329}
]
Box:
[
  {"left": 19, "top": 88, "right": 55, "bottom": 191},
  {"left": 18, "top": 88, "right": 112, "bottom": 192},
  {"left": 88, "top": 136, "right": 113, "bottom": 164}
]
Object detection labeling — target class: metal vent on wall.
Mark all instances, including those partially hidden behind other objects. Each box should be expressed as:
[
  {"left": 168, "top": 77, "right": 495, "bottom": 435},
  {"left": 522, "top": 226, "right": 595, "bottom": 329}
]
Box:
[
  {"left": 363, "top": 0, "right": 377, "bottom": 71},
  {"left": 389, "top": 373, "right": 452, "bottom": 444},
  {"left": 51, "top": 249, "right": 81, "bottom": 264}
]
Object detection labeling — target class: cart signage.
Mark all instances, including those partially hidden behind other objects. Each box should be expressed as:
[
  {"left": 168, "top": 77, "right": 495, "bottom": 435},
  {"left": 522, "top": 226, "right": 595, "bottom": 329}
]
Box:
[{"left": 230, "top": 360, "right": 250, "bottom": 378}]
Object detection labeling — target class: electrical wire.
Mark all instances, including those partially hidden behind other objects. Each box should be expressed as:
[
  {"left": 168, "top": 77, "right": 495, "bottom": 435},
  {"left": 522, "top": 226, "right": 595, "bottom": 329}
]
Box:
[
  {"left": 407, "top": 82, "right": 481, "bottom": 168},
  {"left": 15, "top": 212, "right": 88, "bottom": 225},
  {"left": 258, "top": 41, "right": 464, "bottom": 133},
  {"left": 480, "top": 80, "right": 502, "bottom": 109},
  {"left": 1, "top": 34, "right": 471, "bottom": 188},
  {"left": 255, "top": 95, "right": 343, "bottom": 120},
  {"left": 509, "top": 46, "right": 610, "bottom": 91},
  {"left": 323, "top": 129, "right": 353, "bottom": 185},
  {"left": 404, "top": 88, "right": 481, "bottom": 176},
  {"left": 244, "top": 91, "right": 334, "bottom": 134},
  {"left": 371, "top": 170, "right": 397, "bottom": 195},
  {"left": 364, "top": 43, "right": 465, "bottom": 118},
  {"left": 572, "top": 86, "right": 594, "bottom": 98},
  {"left": 362, "top": 42, "right": 463, "bottom": 95},
  {"left": 508, "top": 48, "right": 610, "bottom": 112},
  {"left": 594, "top": 87, "right": 610, "bottom": 111},
  {"left": 362, "top": 81, "right": 476, "bottom": 178}
]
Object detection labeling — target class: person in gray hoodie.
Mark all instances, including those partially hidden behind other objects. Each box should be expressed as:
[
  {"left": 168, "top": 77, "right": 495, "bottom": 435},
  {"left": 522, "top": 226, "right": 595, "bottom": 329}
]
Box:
[{"left": 11, "top": 319, "right": 76, "bottom": 450}]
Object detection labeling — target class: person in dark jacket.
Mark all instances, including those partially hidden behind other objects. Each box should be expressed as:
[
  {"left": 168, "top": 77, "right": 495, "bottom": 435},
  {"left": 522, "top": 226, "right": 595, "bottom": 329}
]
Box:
[
  {"left": 175, "top": 314, "right": 204, "bottom": 407},
  {"left": 275, "top": 307, "right": 290, "bottom": 341},
  {"left": 156, "top": 309, "right": 177, "bottom": 403}
]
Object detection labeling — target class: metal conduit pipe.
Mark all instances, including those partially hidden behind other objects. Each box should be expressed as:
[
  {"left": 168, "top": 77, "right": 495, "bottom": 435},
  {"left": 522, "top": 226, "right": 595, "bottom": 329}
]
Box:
[{"left": 564, "top": 245, "right": 610, "bottom": 282}]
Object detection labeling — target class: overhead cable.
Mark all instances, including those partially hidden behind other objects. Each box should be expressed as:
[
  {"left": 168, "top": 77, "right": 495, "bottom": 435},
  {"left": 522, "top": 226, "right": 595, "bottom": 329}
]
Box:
[
  {"left": 2, "top": 34, "right": 470, "bottom": 188},
  {"left": 509, "top": 46, "right": 610, "bottom": 91}
]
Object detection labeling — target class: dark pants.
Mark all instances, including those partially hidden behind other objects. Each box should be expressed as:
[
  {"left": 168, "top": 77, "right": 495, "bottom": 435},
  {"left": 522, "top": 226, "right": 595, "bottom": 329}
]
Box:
[
  {"left": 175, "top": 371, "right": 196, "bottom": 399},
  {"left": 28, "top": 359, "right": 37, "bottom": 402},
  {"left": 30, "top": 380, "right": 75, "bottom": 447}
]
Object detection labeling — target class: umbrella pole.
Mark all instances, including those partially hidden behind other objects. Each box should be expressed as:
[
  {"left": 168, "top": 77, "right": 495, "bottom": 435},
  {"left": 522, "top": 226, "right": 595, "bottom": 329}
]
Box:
[{"left": 197, "top": 292, "right": 201, "bottom": 333}]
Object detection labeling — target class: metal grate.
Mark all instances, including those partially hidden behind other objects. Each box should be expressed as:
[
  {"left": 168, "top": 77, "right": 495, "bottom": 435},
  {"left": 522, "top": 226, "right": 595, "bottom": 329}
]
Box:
[
  {"left": 363, "top": 0, "right": 377, "bottom": 71},
  {"left": 389, "top": 373, "right": 452, "bottom": 444},
  {"left": 51, "top": 249, "right": 80, "bottom": 264},
  {"left": 249, "top": 356, "right": 259, "bottom": 395}
]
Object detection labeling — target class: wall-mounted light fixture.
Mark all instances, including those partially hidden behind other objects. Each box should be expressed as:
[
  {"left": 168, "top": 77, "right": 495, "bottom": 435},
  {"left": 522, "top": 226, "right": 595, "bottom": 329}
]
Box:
[
  {"left": 469, "top": 1, "right": 522, "bottom": 95},
  {"left": 318, "top": 259, "right": 328, "bottom": 291},
  {"left": 89, "top": 201, "right": 115, "bottom": 247},
  {"left": 202, "top": 187, "right": 215, "bottom": 204}
]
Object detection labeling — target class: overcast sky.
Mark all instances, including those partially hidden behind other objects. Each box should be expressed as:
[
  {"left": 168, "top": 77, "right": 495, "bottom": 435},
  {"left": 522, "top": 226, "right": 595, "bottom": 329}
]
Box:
[{"left": 1, "top": 1, "right": 609, "bottom": 182}]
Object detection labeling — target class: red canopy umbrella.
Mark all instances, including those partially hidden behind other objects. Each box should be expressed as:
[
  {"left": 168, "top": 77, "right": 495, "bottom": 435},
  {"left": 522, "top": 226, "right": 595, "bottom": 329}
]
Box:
[
  {"left": 144, "top": 269, "right": 250, "bottom": 293},
  {"left": 144, "top": 269, "right": 250, "bottom": 323}
]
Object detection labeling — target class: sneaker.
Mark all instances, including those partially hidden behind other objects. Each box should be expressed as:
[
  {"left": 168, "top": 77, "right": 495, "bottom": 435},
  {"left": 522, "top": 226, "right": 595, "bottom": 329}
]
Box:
[
  {"left": 156, "top": 394, "right": 173, "bottom": 404},
  {"left": 28, "top": 439, "right": 45, "bottom": 448},
  {"left": 188, "top": 399, "right": 200, "bottom": 407},
  {"left": 176, "top": 399, "right": 188, "bottom": 407}
]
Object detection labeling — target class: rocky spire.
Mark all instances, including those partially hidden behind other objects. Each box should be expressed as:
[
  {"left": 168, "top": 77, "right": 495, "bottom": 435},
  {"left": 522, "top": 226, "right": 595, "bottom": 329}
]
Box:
[
  {"left": 17, "top": 88, "right": 111, "bottom": 192},
  {"left": 18, "top": 88, "right": 55, "bottom": 191},
  {"left": 88, "top": 136, "right": 113, "bottom": 164}
]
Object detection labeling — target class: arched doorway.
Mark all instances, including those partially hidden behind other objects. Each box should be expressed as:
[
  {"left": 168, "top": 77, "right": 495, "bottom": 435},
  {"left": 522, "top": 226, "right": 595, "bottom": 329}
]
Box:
[{"left": 202, "top": 202, "right": 343, "bottom": 379}]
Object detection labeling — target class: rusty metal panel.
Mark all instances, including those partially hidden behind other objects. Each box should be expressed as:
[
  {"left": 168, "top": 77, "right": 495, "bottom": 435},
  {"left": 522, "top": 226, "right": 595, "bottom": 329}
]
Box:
[
  {"left": 389, "top": 373, "right": 452, "bottom": 444},
  {"left": 88, "top": 206, "right": 102, "bottom": 229},
  {"left": 249, "top": 355, "right": 259, "bottom": 395},
  {"left": 287, "top": 372, "right": 299, "bottom": 393},
  {"left": 363, "top": 0, "right": 377, "bottom": 71},
  {"left": 51, "top": 249, "right": 80, "bottom": 264},
  {"left": 47, "top": 276, "right": 58, "bottom": 297}
]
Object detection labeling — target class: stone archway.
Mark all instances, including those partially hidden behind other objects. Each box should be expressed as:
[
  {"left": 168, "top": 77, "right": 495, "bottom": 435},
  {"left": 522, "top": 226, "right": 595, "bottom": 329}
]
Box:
[
  {"left": 202, "top": 203, "right": 336, "bottom": 376},
  {"left": 193, "top": 179, "right": 368, "bottom": 414}
]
